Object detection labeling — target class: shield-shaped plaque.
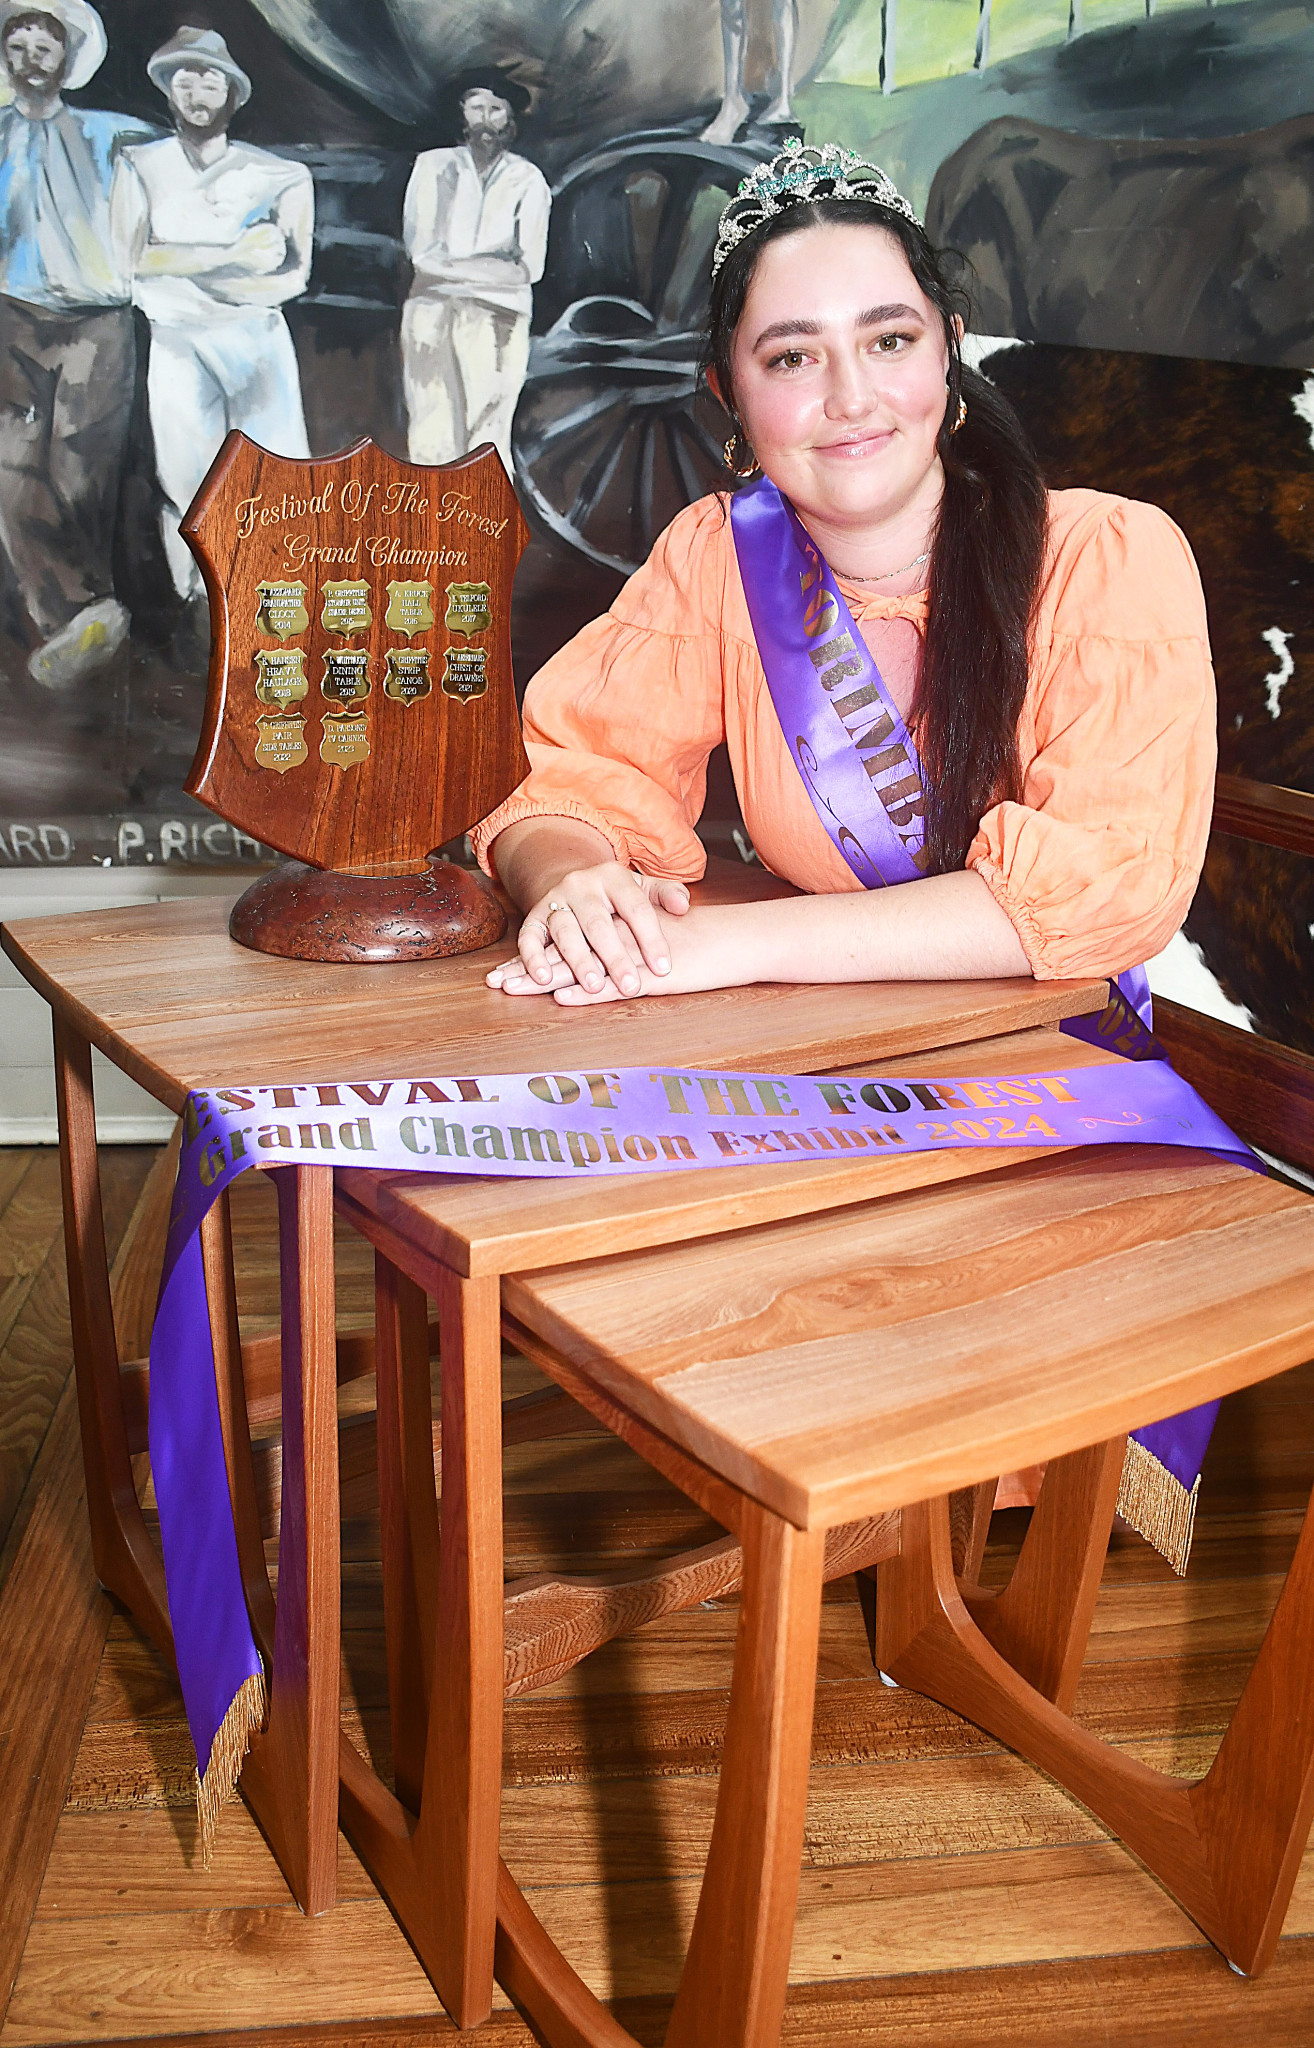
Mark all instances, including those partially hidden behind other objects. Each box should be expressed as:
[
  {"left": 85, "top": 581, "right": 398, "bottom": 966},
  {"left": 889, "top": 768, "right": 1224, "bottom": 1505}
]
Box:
[
  {"left": 254, "top": 648, "right": 309, "bottom": 708},
  {"left": 384, "top": 579, "right": 436, "bottom": 638},
  {"left": 321, "top": 579, "right": 373, "bottom": 637},
  {"left": 443, "top": 646, "right": 488, "bottom": 702},
  {"left": 254, "top": 711, "right": 308, "bottom": 775},
  {"left": 182, "top": 436, "right": 530, "bottom": 871},
  {"left": 444, "top": 579, "right": 492, "bottom": 640},
  {"left": 384, "top": 647, "right": 433, "bottom": 705},
  {"left": 256, "top": 579, "right": 310, "bottom": 640},
  {"left": 320, "top": 709, "right": 370, "bottom": 770},
  {"left": 321, "top": 648, "right": 372, "bottom": 705}
]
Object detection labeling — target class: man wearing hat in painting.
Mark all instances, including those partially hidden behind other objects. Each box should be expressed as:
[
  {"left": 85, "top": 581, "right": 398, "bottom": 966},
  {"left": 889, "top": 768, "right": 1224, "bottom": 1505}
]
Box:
[
  {"left": 401, "top": 67, "right": 550, "bottom": 479},
  {"left": 0, "top": 2, "right": 153, "bottom": 688},
  {"left": 111, "top": 27, "right": 313, "bottom": 607}
]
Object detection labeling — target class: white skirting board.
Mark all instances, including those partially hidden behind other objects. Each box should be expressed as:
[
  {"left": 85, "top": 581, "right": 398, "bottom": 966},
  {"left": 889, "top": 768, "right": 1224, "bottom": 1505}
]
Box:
[{"left": 0, "top": 868, "right": 253, "bottom": 1144}]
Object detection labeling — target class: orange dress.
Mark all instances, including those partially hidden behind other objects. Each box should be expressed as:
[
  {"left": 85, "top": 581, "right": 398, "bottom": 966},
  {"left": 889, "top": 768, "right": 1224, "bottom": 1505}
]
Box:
[{"left": 472, "top": 488, "right": 1217, "bottom": 980}]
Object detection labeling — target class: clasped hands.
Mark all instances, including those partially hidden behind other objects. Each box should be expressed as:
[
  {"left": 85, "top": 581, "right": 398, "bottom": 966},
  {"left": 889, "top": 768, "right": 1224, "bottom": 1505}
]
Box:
[{"left": 485, "top": 860, "right": 699, "bottom": 1004}]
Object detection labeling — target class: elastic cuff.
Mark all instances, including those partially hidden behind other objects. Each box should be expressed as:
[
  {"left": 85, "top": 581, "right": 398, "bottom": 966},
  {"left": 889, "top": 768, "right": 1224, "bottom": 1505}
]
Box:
[
  {"left": 968, "top": 855, "right": 1058, "bottom": 979},
  {"left": 470, "top": 797, "right": 630, "bottom": 880}
]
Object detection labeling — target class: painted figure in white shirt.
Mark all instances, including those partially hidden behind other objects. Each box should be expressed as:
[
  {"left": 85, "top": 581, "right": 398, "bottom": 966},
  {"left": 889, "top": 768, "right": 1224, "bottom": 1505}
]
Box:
[
  {"left": 0, "top": 0, "right": 154, "bottom": 688},
  {"left": 111, "top": 27, "right": 313, "bottom": 602},
  {"left": 702, "top": 0, "right": 799, "bottom": 144},
  {"left": 401, "top": 70, "right": 550, "bottom": 478}
]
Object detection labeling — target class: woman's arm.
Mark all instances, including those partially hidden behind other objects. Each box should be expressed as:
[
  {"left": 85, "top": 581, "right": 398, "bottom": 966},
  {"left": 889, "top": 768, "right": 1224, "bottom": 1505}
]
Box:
[{"left": 489, "top": 866, "right": 1029, "bottom": 1004}]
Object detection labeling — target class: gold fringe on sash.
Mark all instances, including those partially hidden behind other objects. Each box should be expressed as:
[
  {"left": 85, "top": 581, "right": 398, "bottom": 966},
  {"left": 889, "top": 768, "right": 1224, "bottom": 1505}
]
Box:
[
  {"left": 195, "top": 1668, "right": 267, "bottom": 1867},
  {"left": 1116, "top": 1435, "right": 1199, "bottom": 1578}
]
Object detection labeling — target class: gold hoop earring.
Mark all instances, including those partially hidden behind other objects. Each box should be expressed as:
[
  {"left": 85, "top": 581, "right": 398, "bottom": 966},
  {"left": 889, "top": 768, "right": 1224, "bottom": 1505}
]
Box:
[
  {"left": 950, "top": 395, "right": 967, "bottom": 435},
  {"left": 723, "top": 430, "right": 759, "bottom": 479}
]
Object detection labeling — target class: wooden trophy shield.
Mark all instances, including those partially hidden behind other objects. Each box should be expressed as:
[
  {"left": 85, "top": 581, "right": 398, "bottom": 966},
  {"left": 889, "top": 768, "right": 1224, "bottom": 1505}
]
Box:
[{"left": 182, "top": 434, "right": 531, "bottom": 962}]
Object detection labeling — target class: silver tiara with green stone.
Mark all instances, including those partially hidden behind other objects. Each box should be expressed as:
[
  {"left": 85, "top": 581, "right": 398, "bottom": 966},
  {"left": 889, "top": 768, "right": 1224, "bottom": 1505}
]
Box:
[{"left": 711, "top": 137, "right": 921, "bottom": 279}]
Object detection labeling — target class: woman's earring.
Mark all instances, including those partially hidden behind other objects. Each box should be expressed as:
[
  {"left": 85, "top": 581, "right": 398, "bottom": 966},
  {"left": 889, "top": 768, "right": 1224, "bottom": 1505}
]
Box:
[
  {"left": 950, "top": 395, "right": 968, "bottom": 435},
  {"left": 723, "top": 430, "right": 760, "bottom": 479}
]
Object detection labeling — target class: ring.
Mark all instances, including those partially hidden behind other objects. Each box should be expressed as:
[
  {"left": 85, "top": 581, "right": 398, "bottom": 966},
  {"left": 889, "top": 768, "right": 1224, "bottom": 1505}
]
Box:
[
  {"left": 545, "top": 900, "right": 567, "bottom": 918},
  {"left": 521, "top": 918, "right": 548, "bottom": 942}
]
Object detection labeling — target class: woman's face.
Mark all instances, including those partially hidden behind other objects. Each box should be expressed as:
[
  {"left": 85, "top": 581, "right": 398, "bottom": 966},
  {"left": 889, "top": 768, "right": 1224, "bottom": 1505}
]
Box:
[{"left": 726, "top": 221, "right": 952, "bottom": 535}]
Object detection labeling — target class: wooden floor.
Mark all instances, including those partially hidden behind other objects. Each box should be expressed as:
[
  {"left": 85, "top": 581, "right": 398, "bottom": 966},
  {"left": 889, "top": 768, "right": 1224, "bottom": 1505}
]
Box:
[{"left": 1, "top": 1147, "right": 1313, "bottom": 2048}]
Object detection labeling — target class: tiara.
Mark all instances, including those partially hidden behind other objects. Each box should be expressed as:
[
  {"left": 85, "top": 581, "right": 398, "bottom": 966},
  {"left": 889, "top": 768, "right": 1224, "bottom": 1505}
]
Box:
[{"left": 711, "top": 137, "right": 921, "bottom": 278}]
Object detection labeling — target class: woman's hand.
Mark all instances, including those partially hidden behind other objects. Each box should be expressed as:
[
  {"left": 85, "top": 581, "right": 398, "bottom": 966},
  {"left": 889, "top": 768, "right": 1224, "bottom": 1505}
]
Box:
[
  {"left": 485, "top": 861, "right": 691, "bottom": 998},
  {"left": 488, "top": 902, "right": 746, "bottom": 1005}
]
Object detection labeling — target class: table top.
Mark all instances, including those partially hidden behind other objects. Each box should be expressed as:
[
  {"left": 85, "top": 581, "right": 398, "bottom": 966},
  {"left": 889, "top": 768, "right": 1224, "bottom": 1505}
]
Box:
[
  {"left": 502, "top": 1147, "right": 1314, "bottom": 1528},
  {"left": 1, "top": 863, "right": 1107, "bottom": 1116}
]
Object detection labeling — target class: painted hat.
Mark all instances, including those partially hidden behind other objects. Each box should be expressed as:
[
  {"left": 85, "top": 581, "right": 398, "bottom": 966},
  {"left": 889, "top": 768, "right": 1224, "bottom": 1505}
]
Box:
[
  {"left": 447, "top": 65, "right": 532, "bottom": 121},
  {"left": 146, "top": 25, "right": 251, "bottom": 109},
  {"left": 0, "top": 0, "right": 107, "bottom": 92}
]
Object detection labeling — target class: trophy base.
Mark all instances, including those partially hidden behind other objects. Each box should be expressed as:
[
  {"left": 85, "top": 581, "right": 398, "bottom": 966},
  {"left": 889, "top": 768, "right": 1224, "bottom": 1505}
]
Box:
[{"left": 229, "top": 856, "right": 507, "bottom": 964}]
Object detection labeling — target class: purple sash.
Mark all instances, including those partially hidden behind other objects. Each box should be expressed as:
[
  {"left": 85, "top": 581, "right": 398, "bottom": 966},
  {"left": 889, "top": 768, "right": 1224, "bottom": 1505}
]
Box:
[
  {"left": 731, "top": 474, "right": 926, "bottom": 888},
  {"left": 730, "top": 474, "right": 1227, "bottom": 1565}
]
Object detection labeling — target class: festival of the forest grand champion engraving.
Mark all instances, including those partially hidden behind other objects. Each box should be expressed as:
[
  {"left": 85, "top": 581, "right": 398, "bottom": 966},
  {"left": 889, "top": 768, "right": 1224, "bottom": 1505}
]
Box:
[{"left": 228, "top": 460, "right": 513, "bottom": 774}]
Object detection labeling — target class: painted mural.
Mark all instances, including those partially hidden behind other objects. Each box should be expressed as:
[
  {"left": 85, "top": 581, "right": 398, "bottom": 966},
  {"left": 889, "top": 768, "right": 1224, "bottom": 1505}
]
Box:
[{"left": 0, "top": 0, "right": 1310, "bottom": 1044}]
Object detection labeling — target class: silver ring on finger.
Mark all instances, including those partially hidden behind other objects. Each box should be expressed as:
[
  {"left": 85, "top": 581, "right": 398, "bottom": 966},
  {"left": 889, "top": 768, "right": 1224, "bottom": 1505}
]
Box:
[
  {"left": 521, "top": 918, "right": 549, "bottom": 943},
  {"left": 545, "top": 900, "right": 568, "bottom": 919}
]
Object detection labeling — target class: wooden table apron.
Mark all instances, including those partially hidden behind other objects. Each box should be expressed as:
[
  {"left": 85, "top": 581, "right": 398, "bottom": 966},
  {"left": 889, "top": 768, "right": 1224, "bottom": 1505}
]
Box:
[{"left": 0, "top": 876, "right": 1110, "bottom": 2023}]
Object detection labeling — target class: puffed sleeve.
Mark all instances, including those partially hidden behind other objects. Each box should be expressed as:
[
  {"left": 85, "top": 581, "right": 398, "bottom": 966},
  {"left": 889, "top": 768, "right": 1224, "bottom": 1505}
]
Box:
[
  {"left": 967, "top": 496, "right": 1216, "bottom": 980},
  {"left": 471, "top": 497, "right": 729, "bottom": 881}
]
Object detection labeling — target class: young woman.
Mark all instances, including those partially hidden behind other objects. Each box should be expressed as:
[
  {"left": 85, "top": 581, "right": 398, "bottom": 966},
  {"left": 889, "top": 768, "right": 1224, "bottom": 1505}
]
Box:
[{"left": 476, "top": 141, "right": 1215, "bottom": 1007}]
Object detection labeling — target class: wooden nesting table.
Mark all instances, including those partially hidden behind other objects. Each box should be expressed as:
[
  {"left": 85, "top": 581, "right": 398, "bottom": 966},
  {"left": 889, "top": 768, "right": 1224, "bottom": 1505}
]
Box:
[{"left": 0, "top": 865, "right": 1111, "bottom": 2021}]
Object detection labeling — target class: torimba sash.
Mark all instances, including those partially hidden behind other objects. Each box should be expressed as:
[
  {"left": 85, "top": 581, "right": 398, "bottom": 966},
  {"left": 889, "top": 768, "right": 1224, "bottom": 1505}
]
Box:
[
  {"left": 730, "top": 472, "right": 1221, "bottom": 1583},
  {"left": 154, "top": 1055, "right": 1253, "bottom": 1847}
]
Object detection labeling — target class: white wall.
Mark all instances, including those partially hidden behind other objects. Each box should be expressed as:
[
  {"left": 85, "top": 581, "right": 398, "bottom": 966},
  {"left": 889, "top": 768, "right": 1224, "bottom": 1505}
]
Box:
[{"left": 0, "top": 869, "right": 246, "bottom": 1144}]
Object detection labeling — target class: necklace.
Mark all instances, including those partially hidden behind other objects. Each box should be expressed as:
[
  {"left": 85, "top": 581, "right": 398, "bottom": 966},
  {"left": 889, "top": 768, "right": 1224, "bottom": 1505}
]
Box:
[{"left": 831, "top": 546, "right": 931, "bottom": 585}]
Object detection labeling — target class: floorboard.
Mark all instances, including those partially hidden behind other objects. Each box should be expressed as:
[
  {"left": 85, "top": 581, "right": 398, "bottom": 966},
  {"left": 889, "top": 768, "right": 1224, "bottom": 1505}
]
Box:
[{"left": 0, "top": 1151, "right": 1312, "bottom": 2045}]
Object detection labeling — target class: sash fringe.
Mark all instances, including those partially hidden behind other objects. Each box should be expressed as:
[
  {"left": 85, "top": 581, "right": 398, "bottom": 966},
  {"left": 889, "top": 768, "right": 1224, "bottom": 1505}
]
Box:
[
  {"left": 1116, "top": 1436, "right": 1199, "bottom": 1577},
  {"left": 195, "top": 1668, "right": 266, "bottom": 1866}
]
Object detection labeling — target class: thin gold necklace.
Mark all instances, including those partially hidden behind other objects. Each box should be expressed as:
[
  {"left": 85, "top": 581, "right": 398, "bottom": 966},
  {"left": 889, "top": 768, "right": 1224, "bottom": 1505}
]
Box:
[{"left": 832, "top": 545, "right": 931, "bottom": 584}]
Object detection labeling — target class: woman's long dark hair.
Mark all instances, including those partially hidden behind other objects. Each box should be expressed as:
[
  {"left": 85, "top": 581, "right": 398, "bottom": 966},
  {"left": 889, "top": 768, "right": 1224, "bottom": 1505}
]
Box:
[{"left": 705, "top": 197, "right": 1048, "bottom": 875}]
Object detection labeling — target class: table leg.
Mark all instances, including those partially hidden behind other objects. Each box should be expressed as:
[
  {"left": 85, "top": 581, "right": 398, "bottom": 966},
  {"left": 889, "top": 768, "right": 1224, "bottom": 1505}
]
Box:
[
  {"left": 410, "top": 1267, "right": 504, "bottom": 2023},
  {"left": 874, "top": 1478, "right": 1314, "bottom": 1976},
  {"left": 664, "top": 1501, "right": 825, "bottom": 2047},
  {"left": 374, "top": 1250, "right": 440, "bottom": 1812},
  {"left": 239, "top": 1166, "right": 340, "bottom": 1916},
  {"left": 959, "top": 1438, "right": 1124, "bottom": 1711},
  {"left": 493, "top": 1498, "right": 826, "bottom": 2048},
  {"left": 338, "top": 1266, "right": 503, "bottom": 2026},
  {"left": 52, "top": 1016, "right": 170, "bottom": 1649}
]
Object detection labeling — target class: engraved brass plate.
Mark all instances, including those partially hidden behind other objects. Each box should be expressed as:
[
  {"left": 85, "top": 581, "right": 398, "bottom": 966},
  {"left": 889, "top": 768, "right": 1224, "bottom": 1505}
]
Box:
[
  {"left": 254, "top": 647, "right": 309, "bottom": 707},
  {"left": 254, "top": 711, "right": 308, "bottom": 774},
  {"left": 256, "top": 580, "right": 310, "bottom": 640},
  {"left": 384, "top": 579, "right": 435, "bottom": 637},
  {"left": 383, "top": 647, "right": 433, "bottom": 705},
  {"left": 444, "top": 579, "right": 492, "bottom": 639},
  {"left": 442, "top": 646, "right": 489, "bottom": 702},
  {"left": 321, "top": 648, "right": 372, "bottom": 705},
  {"left": 320, "top": 709, "right": 370, "bottom": 770},
  {"left": 321, "top": 579, "right": 373, "bottom": 637}
]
